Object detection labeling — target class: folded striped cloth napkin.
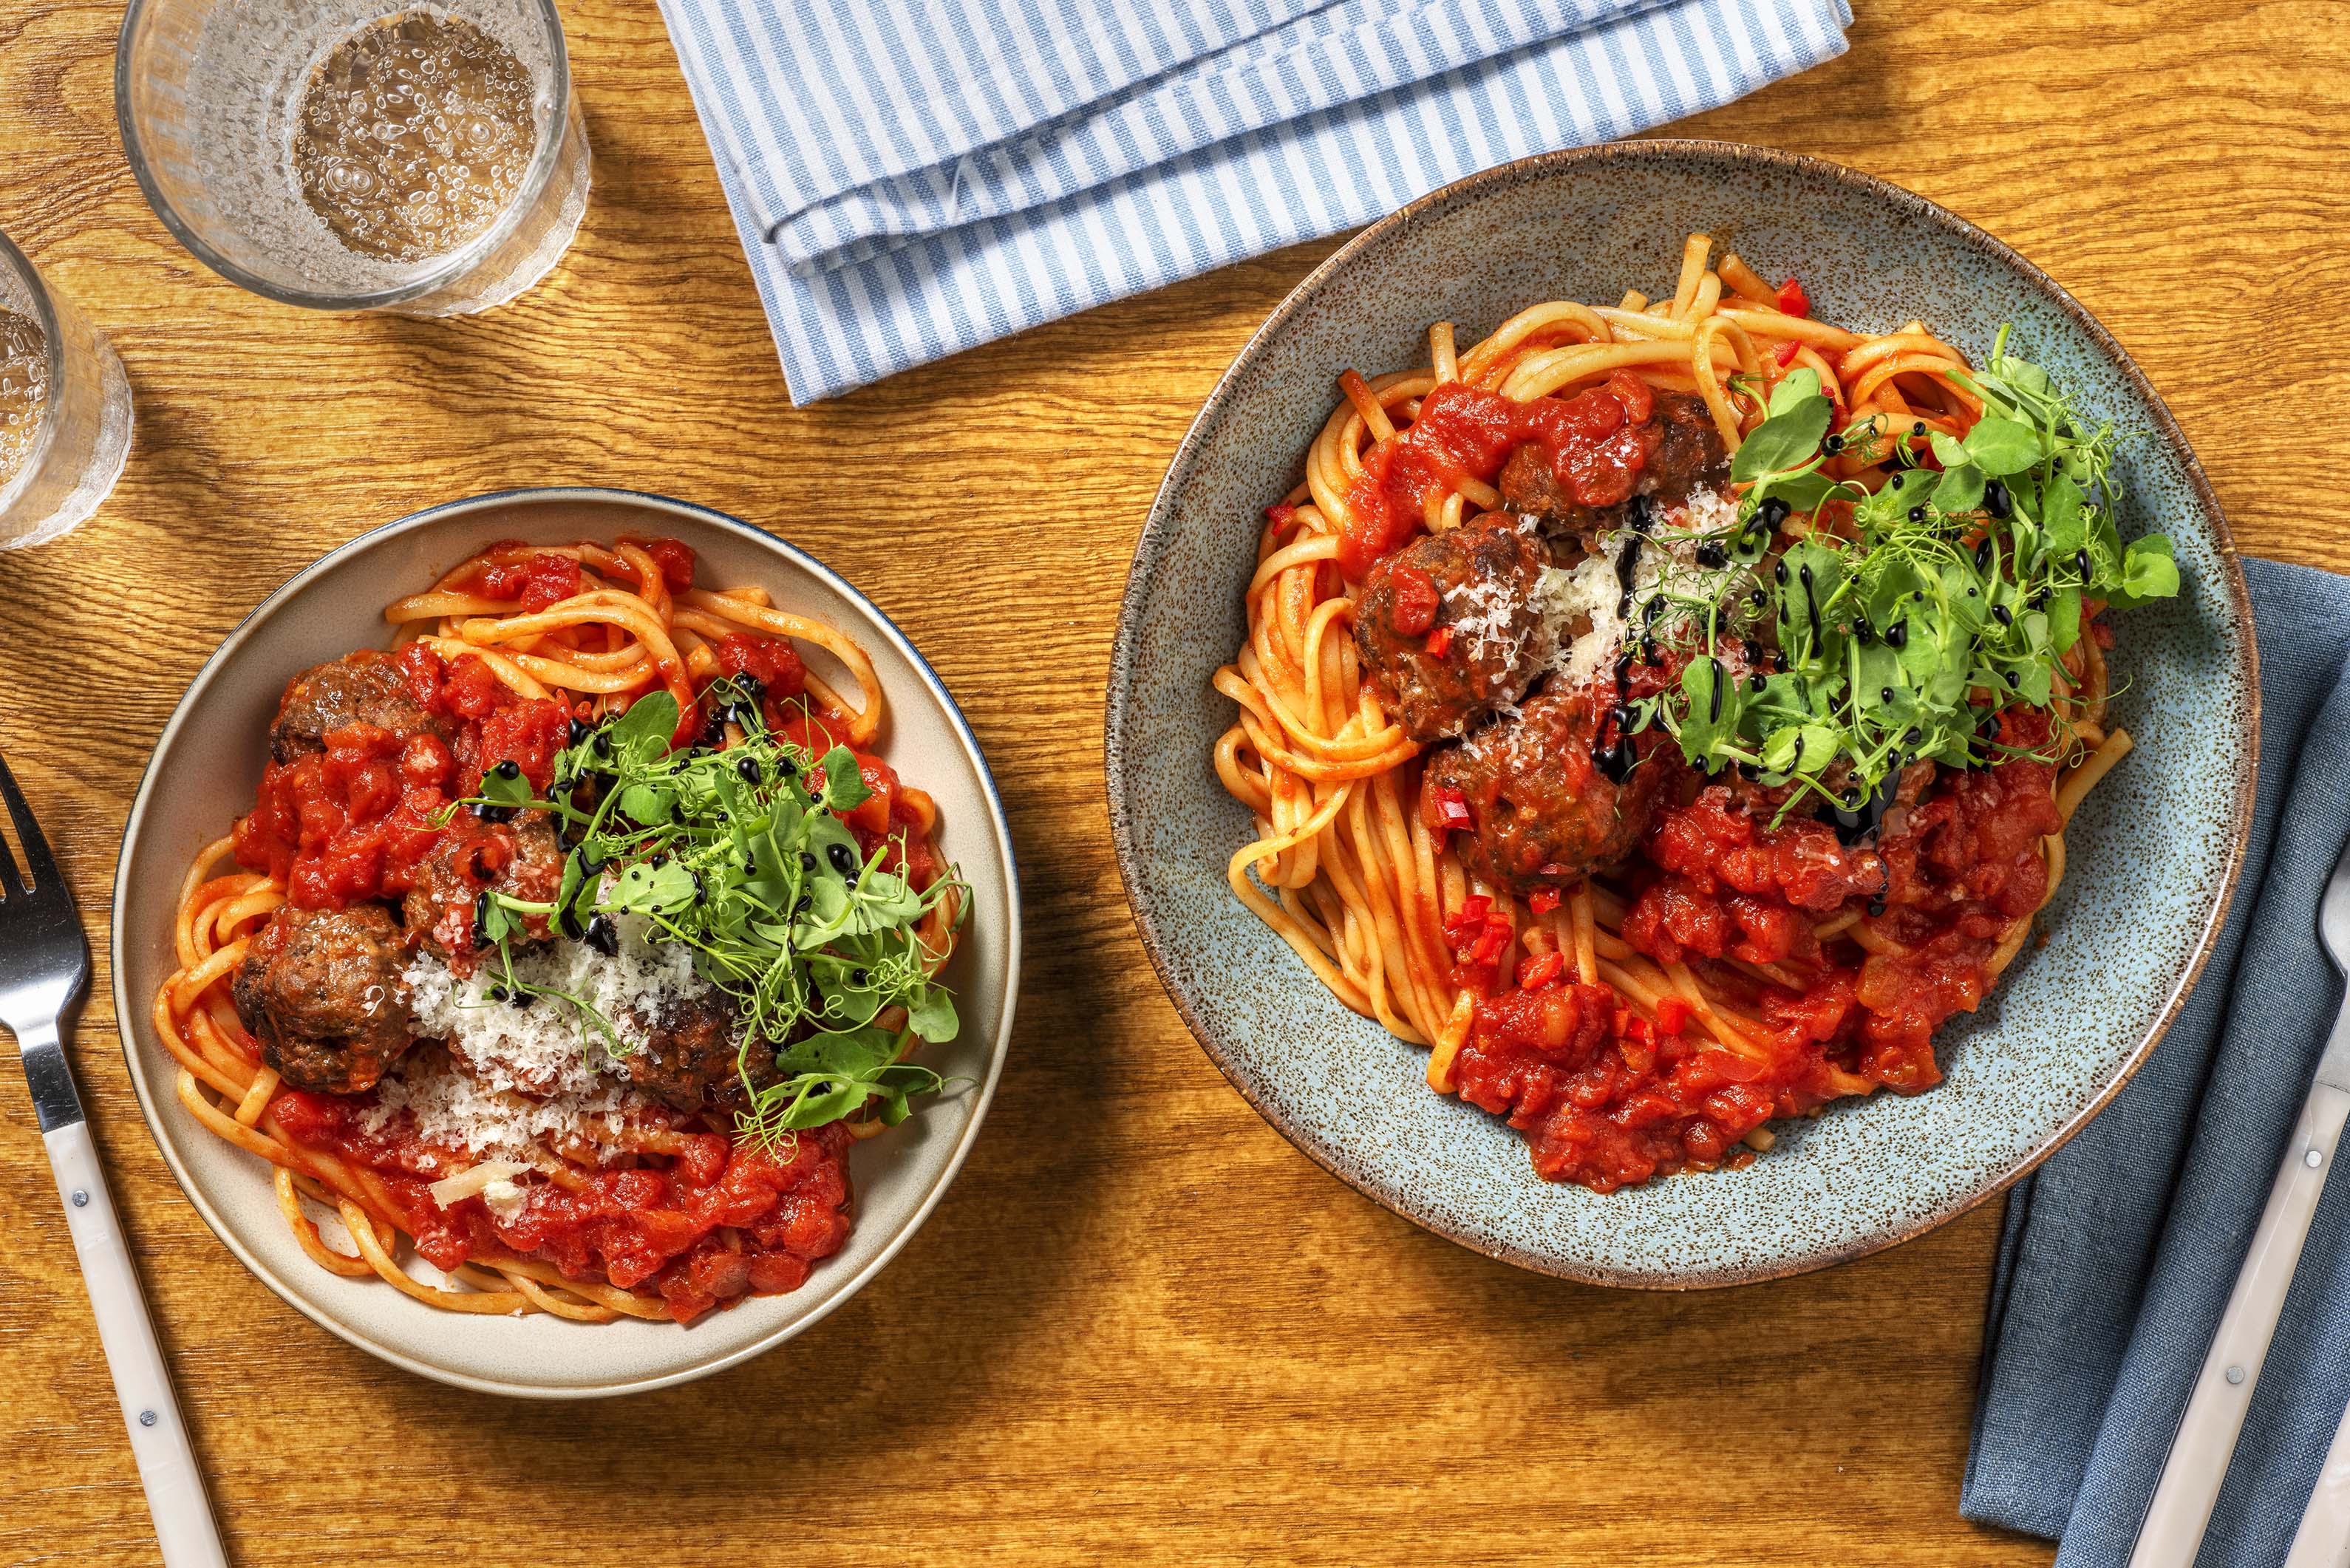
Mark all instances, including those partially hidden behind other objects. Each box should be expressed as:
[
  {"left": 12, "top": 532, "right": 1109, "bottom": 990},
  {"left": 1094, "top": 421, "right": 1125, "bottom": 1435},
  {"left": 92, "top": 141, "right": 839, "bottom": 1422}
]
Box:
[{"left": 652, "top": 0, "right": 1852, "bottom": 402}]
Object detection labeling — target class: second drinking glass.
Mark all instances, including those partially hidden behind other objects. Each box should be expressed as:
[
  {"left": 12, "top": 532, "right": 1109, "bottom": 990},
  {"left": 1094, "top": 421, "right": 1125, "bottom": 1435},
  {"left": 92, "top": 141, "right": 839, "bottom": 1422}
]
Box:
[
  {"left": 0, "top": 232, "right": 133, "bottom": 550},
  {"left": 117, "top": 0, "right": 591, "bottom": 316}
]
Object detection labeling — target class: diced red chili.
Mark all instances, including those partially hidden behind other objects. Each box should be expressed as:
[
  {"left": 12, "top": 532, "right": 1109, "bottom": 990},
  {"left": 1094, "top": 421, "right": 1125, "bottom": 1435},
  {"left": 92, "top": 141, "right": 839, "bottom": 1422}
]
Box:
[
  {"left": 1772, "top": 339, "right": 1801, "bottom": 369},
  {"left": 1465, "top": 915, "right": 1513, "bottom": 969},
  {"left": 1655, "top": 996, "right": 1694, "bottom": 1036},
  {"left": 1423, "top": 783, "right": 1474, "bottom": 837},
  {"left": 1443, "top": 895, "right": 1491, "bottom": 947},
  {"left": 1424, "top": 625, "right": 1454, "bottom": 658},
  {"left": 1776, "top": 277, "right": 1811, "bottom": 318},
  {"left": 1527, "top": 887, "right": 1562, "bottom": 917}
]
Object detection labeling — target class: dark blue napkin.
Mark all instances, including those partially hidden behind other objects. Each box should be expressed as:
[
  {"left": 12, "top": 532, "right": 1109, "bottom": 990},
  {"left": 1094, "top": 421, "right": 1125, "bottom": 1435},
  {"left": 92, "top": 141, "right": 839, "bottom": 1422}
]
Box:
[{"left": 1965, "top": 556, "right": 2350, "bottom": 1564}]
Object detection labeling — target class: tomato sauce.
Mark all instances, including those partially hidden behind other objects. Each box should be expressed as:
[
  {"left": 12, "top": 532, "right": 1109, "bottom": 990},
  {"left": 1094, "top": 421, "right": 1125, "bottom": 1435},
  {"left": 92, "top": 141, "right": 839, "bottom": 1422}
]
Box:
[
  {"left": 713, "top": 630, "right": 808, "bottom": 704},
  {"left": 472, "top": 550, "right": 584, "bottom": 613},
  {"left": 234, "top": 644, "right": 570, "bottom": 909},
  {"left": 1450, "top": 982, "right": 1845, "bottom": 1191},
  {"left": 1443, "top": 712, "right": 2063, "bottom": 1191},
  {"left": 1339, "top": 371, "right": 1659, "bottom": 576},
  {"left": 455, "top": 535, "right": 698, "bottom": 603},
  {"left": 268, "top": 1090, "right": 854, "bottom": 1324}
]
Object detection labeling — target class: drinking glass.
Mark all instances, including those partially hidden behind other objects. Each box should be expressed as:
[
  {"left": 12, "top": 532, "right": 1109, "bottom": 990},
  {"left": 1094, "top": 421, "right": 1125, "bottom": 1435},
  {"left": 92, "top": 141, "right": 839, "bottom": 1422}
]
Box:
[
  {"left": 116, "top": 0, "right": 591, "bottom": 317},
  {"left": 0, "top": 232, "right": 134, "bottom": 550}
]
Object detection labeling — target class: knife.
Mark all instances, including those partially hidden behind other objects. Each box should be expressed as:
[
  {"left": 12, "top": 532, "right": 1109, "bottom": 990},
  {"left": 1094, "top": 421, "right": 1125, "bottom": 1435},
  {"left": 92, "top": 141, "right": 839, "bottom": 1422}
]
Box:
[{"left": 2128, "top": 831, "right": 2350, "bottom": 1567}]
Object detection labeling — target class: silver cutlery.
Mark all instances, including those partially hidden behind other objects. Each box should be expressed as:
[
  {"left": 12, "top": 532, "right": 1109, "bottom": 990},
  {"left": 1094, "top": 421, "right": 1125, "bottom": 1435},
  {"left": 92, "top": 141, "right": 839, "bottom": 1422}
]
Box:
[
  {"left": 2131, "top": 828, "right": 2350, "bottom": 1567},
  {"left": 0, "top": 752, "right": 225, "bottom": 1567}
]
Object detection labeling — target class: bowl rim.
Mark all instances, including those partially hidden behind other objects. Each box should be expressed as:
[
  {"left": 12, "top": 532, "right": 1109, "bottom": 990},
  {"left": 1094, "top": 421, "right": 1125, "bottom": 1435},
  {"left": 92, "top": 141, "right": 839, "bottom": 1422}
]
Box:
[
  {"left": 110, "top": 485, "right": 1024, "bottom": 1394},
  {"left": 1103, "top": 137, "right": 2258, "bottom": 1288}
]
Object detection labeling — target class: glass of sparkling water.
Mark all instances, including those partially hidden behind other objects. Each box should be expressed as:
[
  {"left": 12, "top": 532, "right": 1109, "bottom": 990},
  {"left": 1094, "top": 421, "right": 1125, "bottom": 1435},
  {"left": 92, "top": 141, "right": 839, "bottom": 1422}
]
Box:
[
  {"left": 116, "top": 0, "right": 590, "bottom": 316},
  {"left": 0, "top": 233, "right": 134, "bottom": 550}
]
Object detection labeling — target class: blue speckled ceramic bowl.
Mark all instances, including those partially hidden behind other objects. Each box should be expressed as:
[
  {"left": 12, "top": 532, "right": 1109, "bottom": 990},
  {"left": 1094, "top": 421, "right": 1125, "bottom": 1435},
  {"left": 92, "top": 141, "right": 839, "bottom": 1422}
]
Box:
[{"left": 1106, "top": 141, "right": 2256, "bottom": 1287}]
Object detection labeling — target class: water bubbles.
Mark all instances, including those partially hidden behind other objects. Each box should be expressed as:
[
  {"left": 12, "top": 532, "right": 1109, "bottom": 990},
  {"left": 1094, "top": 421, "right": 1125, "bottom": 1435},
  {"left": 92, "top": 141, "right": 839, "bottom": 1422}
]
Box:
[
  {"left": 0, "top": 310, "right": 47, "bottom": 489},
  {"left": 291, "top": 10, "right": 537, "bottom": 264},
  {"left": 321, "top": 159, "right": 378, "bottom": 198}
]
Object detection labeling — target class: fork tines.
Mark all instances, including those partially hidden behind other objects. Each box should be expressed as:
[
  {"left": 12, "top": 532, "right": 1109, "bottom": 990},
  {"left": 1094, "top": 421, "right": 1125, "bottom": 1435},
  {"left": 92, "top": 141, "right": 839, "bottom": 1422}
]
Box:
[{"left": 0, "top": 749, "right": 61, "bottom": 900}]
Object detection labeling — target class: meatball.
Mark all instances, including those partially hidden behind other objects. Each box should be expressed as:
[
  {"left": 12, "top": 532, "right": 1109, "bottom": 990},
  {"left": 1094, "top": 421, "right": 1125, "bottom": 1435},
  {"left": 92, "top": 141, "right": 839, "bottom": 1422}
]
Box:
[
  {"left": 403, "top": 810, "right": 565, "bottom": 965},
  {"left": 1355, "top": 514, "right": 1553, "bottom": 743},
  {"left": 231, "top": 904, "right": 416, "bottom": 1094},
  {"left": 1643, "top": 388, "right": 1731, "bottom": 503},
  {"left": 1496, "top": 441, "right": 1587, "bottom": 525},
  {"left": 1426, "top": 688, "right": 1669, "bottom": 894},
  {"left": 1495, "top": 390, "right": 1728, "bottom": 532},
  {"left": 269, "top": 650, "right": 446, "bottom": 764},
  {"left": 613, "top": 986, "right": 752, "bottom": 1113}
]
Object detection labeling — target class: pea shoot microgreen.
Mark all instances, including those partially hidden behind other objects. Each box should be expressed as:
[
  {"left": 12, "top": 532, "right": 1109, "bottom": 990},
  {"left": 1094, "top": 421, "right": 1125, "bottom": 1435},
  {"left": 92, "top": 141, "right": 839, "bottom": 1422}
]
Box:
[
  {"left": 1626, "top": 331, "right": 2182, "bottom": 826},
  {"left": 451, "top": 678, "right": 968, "bottom": 1145}
]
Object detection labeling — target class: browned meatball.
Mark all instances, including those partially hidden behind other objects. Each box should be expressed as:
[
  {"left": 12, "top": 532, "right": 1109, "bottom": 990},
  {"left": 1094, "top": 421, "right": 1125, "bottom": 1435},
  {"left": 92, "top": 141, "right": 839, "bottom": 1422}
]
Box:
[
  {"left": 1496, "top": 441, "right": 1584, "bottom": 525},
  {"left": 1643, "top": 389, "right": 1731, "bottom": 503},
  {"left": 1426, "top": 689, "right": 1669, "bottom": 894},
  {"left": 1495, "top": 390, "right": 1728, "bottom": 532},
  {"left": 402, "top": 810, "right": 565, "bottom": 966},
  {"left": 607, "top": 986, "right": 743, "bottom": 1113},
  {"left": 269, "top": 650, "right": 447, "bottom": 763},
  {"left": 231, "top": 904, "right": 416, "bottom": 1094},
  {"left": 1355, "top": 514, "right": 1551, "bottom": 743}
]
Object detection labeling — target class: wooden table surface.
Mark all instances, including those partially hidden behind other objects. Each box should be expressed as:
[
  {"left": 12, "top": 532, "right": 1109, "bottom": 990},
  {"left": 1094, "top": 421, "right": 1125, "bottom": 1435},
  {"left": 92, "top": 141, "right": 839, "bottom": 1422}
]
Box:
[{"left": 0, "top": 0, "right": 2337, "bottom": 1562}]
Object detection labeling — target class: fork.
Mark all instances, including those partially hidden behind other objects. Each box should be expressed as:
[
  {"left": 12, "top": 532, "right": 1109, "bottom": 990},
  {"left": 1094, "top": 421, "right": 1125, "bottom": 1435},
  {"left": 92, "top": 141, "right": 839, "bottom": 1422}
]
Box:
[
  {"left": 2130, "top": 827, "right": 2350, "bottom": 1567},
  {"left": 0, "top": 754, "right": 225, "bottom": 1568}
]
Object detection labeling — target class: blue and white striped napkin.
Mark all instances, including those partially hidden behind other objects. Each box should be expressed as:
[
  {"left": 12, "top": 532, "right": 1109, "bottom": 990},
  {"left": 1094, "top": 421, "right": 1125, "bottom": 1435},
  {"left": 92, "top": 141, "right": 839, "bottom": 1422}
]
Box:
[{"left": 652, "top": 0, "right": 1852, "bottom": 403}]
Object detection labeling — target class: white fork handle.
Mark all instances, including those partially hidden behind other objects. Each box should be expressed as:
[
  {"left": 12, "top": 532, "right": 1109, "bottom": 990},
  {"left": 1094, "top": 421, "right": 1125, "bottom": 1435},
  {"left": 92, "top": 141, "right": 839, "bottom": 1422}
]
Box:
[
  {"left": 43, "top": 1119, "right": 228, "bottom": 1568},
  {"left": 2285, "top": 1385, "right": 2350, "bottom": 1568},
  {"left": 2131, "top": 1080, "right": 2350, "bottom": 1568}
]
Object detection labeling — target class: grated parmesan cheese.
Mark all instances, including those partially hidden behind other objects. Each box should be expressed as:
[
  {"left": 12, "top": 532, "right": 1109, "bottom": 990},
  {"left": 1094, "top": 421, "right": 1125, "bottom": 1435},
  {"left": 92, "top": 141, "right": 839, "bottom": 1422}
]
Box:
[
  {"left": 480, "top": 1176, "right": 531, "bottom": 1220},
  {"left": 1526, "top": 486, "right": 1749, "bottom": 696},
  {"left": 1440, "top": 514, "right": 1553, "bottom": 678},
  {"left": 370, "top": 906, "right": 708, "bottom": 1168},
  {"left": 362, "top": 1058, "right": 638, "bottom": 1170},
  {"left": 401, "top": 904, "right": 702, "bottom": 1097},
  {"left": 1677, "top": 488, "right": 1740, "bottom": 536}
]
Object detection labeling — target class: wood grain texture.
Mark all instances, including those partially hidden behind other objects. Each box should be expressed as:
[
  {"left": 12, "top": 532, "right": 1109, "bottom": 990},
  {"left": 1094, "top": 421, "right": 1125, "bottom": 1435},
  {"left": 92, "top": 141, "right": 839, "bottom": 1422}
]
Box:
[{"left": 0, "top": 0, "right": 2337, "bottom": 1561}]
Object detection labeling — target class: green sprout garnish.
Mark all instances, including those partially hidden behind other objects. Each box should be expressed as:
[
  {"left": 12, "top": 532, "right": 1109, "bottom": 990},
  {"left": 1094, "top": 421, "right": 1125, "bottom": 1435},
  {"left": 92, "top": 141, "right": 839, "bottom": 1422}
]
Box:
[
  {"left": 454, "top": 678, "right": 968, "bottom": 1146},
  {"left": 1625, "top": 328, "right": 2182, "bottom": 822}
]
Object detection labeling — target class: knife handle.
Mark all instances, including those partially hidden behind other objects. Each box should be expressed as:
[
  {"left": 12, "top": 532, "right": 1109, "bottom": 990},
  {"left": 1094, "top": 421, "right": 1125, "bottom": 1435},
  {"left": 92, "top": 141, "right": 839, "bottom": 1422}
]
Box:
[
  {"left": 2130, "top": 1079, "right": 2350, "bottom": 1568},
  {"left": 42, "top": 1117, "right": 228, "bottom": 1568}
]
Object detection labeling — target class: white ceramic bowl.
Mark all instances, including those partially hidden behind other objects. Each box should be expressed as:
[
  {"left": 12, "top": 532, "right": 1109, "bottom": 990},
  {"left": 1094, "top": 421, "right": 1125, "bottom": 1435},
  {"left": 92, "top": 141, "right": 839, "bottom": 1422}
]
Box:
[{"left": 111, "top": 488, "right": 1021, "bottom": 1397}]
